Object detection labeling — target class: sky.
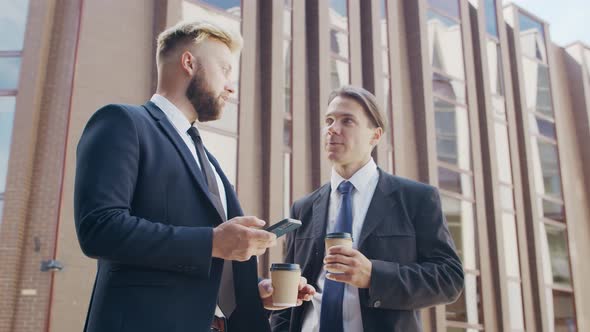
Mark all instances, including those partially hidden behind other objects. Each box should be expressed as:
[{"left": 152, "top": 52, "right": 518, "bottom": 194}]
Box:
[{"left": 504, "top": 0, "right": 590, "bottom": 46}]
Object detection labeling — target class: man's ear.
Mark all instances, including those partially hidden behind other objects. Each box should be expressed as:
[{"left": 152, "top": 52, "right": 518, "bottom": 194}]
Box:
[
  {"left": 180, "top": 51, "right": 196, "bottom": 75},
  {"left": 370, "top": 127, "right": 383, "bottom": 146}
]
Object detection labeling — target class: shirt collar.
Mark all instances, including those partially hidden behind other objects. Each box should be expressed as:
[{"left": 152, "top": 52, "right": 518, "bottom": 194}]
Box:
[
  {"left": 151, "top": 94, "right": 193, "bottom": 134},
  {"left": 330, "top": 158, "right": 378, "bottom": 195}
]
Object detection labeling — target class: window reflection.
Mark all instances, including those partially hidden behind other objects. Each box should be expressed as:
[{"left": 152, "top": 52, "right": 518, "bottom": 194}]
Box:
[
  {"left": 540, "top": 223, "right": 572, "bottom": 286},
  {"left": 428, "top": 0, "right": 460, "bottom": 19},
  {"left": 519, "top": 13, "right": 547, "bottom": 62},
  {"left": 502, "top": 212, "right": 520, "bottom": 277},
  {"left": 200, "top": 130, "right": 237, "bottom": 184},
  {"left": 330, "top": 29, "right": 349, "bottom": 59},
  {"left": 0, "top": 0, "right": 30, "bottom": 51},
  {"left": 491, "top": 94, "right": 506, "bottom": 120},
  {"left": 0, "top": 57, "right": 22, "bottom": 90},
  {"left": 434, "top": 98, "right": 471, "bottom": 170},
  {"left": 329, "top": 0, "right": 348, "bottom": 30},
  {"left": 198, "top": 0, "right": 241, "bottom": 14},
  {"left": 486, "top": 39, "right": 504, "bottom": 96},
  {"left": 499, "top": 184, "right": 515, "bottom": 210},
  {"left": 484, "top": 0, "right": 498, "bottom": 37},
  {"left": 446, "top": 273, "right": 481, "bottom": 325},
  {"left": 442, "top": 195, "right": 477, "bottom": 270},
  {"left": 438, "top": 167, "right": 473, "bottom": 198},
  {"left": 542, "top": 198, "right": 565, "bottom": 222},
  {"left": 522, "top": 57, "right": 553, "bottom": 116},
  {"left": 0, "top": 96, "right": 16, "bottom": 194},
  {"left": 507, "top": 280, "right": 526, "bottom": 330},
  {"left": 532, "top": 140, "right": 562, "bottom": 198},
  {"left": 330, "top": 58, "right": 349, "bottom": 90},
  {"left": 551, "top": 290, "right": 577, "bottom": 331},
  {"left": 427, "top": 10, "right": 465, "bottom": 81},
  {"left": 529, "top": 114, "right": 556, "bottom": 139},
  {"left": 494, "top": 122, "right": 512, "bottom": 183},
  {"left": 432, "top": 71, "right": 466, "bottom": 104}
]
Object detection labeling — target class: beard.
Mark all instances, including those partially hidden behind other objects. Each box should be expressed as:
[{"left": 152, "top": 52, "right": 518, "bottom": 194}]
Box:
[{"left": 185, "top": 71, "right": 224, "bottom": 122}]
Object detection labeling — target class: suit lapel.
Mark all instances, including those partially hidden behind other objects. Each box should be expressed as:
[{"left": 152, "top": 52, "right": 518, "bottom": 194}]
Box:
[
  {"left": 143, "top": 102, "right": 222, "bottom": 222},
  {"left": 357, "top": 169, "right": 400, "bottom": 249},
  {"left": 306, "top": 185, "right": 330, "bottom": 282}
]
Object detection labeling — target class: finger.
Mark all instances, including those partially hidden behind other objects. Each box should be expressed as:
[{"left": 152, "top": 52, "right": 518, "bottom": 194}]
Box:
[
  {"left": 296, "top": 299, "right": 303, "bottom": 306},
  {"left": 326, "top": 272, "right": 351, "bottom": 283},
  {"left": 328, "top": 245, "right": 356, "bottom": 256},
  {"left": 324, "top": 263, "right": 350, "bottom": 274},
  {"left": 298, "top": 276, "right": 308, "bottom": 290},
  {"left": 324, "top": 254, "right": 356, "bottom": 266},
  {"left": 233, "top": 216, "right": 266, "bottom": 228},
  {"left": 249, "top": 228, "right": 277, "bottom": 243}
]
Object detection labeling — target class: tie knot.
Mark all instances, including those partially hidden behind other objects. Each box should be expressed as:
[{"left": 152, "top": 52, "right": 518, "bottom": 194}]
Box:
[
  {"left": 337, "top": 181, "right": 354, "bottom": 195},
  {"left": 187, "top": 126, "right": 201, "bottom": 142}
]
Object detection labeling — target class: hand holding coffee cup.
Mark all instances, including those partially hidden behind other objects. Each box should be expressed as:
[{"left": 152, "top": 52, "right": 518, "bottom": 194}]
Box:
[
  {"left": 270, "top": 263, "right": 301, "bottom": 307},
  {"left": 324, "top": 232, "right": 353, "bottom": 273}
]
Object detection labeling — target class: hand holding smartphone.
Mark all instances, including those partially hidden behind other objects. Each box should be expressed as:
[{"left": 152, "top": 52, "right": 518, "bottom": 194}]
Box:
[{"left": 265, "top": 218, "right": 302, "bottom": 238}]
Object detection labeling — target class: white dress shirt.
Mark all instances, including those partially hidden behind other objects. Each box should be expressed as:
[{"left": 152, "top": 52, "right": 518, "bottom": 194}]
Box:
[
  {"left": 150, "top": 94, "right": 228, "bottom": 218},
  {"left": 301, "top": 158, "right": 380, "bottom": 332}
]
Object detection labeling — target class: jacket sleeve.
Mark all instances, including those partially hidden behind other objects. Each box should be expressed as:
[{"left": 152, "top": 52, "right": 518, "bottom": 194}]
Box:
[
  {"left": 269, "top": 203, "right": 299, "bottom": 332},
  {"left": 362, "top": 187, "right": 464, "bottom": 310},
  {"left": 74, "top": 104, "right": 213, "bottom": 277}
]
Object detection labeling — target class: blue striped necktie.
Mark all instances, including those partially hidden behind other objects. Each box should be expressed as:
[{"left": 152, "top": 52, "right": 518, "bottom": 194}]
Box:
[{"left": 320, "top": 180, "right": 354, "bottom": 332}]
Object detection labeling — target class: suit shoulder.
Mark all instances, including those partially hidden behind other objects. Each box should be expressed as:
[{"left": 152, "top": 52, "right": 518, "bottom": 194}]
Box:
[
  {"left": 292, "top": 183, "right": 330, "bottom": 211},
  {"left": 382, "top": 173, "right": 438, "bottom": 200}
]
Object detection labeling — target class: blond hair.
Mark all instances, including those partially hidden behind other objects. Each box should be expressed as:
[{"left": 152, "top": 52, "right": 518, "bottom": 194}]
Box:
[{"left": 156, "top": 20, "right": 243, "bottom": 64}]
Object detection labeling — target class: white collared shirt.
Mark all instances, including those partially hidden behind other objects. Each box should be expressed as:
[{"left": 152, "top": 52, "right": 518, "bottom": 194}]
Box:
[
  {"left": 301, "top": 158, "right": 380, "bottom": 332},
  {"left": 150, "top": 94, "right": 228, "bottom": 218}
]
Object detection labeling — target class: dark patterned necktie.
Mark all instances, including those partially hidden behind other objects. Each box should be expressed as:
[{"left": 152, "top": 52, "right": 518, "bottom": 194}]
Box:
[
  {"left": 319, "top": 181, "right": 354, "bottom": 332},
  {"left": 187, "top": 126, "right": 235, "bottom": 317}
]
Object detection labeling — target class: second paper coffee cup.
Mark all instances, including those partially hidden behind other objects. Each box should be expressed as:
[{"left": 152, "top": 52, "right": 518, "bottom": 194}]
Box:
[
  {"left": 270, "top": 263, "right": 301, "bottom": 307},
  {"left": 324, "top": 232, "right": 353, "bottom": 273}
]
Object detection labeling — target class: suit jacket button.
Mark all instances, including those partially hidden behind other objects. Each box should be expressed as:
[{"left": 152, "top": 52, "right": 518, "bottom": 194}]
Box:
[{"left": 374, "top": 300, "right": 381, "bottom": 308}]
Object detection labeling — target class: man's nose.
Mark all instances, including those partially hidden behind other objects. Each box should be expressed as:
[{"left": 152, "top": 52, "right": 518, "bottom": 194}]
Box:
[{"left": 225, "top": 80, "right": 236, "bottom": 95}]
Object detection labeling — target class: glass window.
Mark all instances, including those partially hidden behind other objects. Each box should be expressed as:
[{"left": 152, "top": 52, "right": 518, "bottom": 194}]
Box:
[
  {"left": 502, "top": 212, "right": 520, "bottom": 278},
  {"left": 507, "top": 280, "right": 526, "bottom": 330},
  {"left": 442, "top": 195, "right": 477, "bottom": 270},
  {"left": 283, "top": 152, "right": 291, "bottom": 218},
  {"left": 200, "top": 130, "right": 237, "bottom": 184},
  {"left": 428, "top": 0, "right": 460, "bottom": 19},
  {"left": 519, "top": 13, "right": 547, "bottom": 62},
  {"left": 0, "top": 57, "right": 22, "bottom": 90},
  {"left": 542, "top": 198, "right": 565, "bottom": 222},
  {"left": 551, "top": 290, "right": 577, "bottom": 331},
  {"left": 427, "top": 10, "right": 466, "bottom": 81},
  {"left": 330, "top": 58, "right": 349, "bottom": 90},
  {"left": 204, "top": 101, "right": 238, "bottom": 133},
  {"left": 198, "top": 0, "right": 241, "bottom": 13},
  {"left": 0, "top": 96, "right": 16, "bottom": 194},
  {"left": 330, "top": 29, "right": 349, "bottom": 59},
  {"left": 283, "top": 118, "right": 292, "bottom": 147},
  {"left": 0, "top": 0, "right": 30, "bottom": 51},
  {"left": 446, "top": 273, "right": 481, "bottom": 325},
  {"left": 434, "top": 98, "right": 471, "bottom": 170},
  {"left": 521, "top": 58, "right": 554, "bottom": 116},
  {"left": 484, "top": 0, "right": 498, "bottom": 37},
  {"left": 532, "top": 140, "right": 562, "bottom": 199},
  {"left": 382, "top": 49, "right": 389, "bottom": 76},
  {"left": 486, "top": 39, "right": 504, "bottom": 96},
  {"left": 432, "top": 71, "right": 466, "bottom": 105},
  {"left": 329, "top": 0, "right": 348, "bottom": 30},
  {"left": 530, "top": 114, "right": 556, "bottom": 139},
  {"left": 494, "top": 122, "right": 512, "bottom": 183},
  {"left": 491, "top": 94, "right": 506, "bottom": 121},
  {"left": 284, "top": 39, "right": 292, "bottom": 88},
  {"left": 438, "top": 167, "right": 473, "bottom": 198},
  {"left": 379, "top": 0, "right": 387, "bottom": 20},
  {"left": 540, "top": 223, "right": 572, "bottom": 286},
  {"left": 283, "top": 6, "right": 292, "bottom": 37},
  {"left": 499, "top": 184, "right": 515, "bottom": 210}
]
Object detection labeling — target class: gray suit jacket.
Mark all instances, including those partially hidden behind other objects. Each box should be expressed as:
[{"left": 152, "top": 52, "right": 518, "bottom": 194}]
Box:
[{"left": 270, "top": 169, "right": 464, "bottom": 332}]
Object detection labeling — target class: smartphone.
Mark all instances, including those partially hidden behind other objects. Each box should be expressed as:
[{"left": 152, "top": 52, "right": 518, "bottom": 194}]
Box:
[{"left": 265, "top": 218, "right": 302, "bottom": 238}]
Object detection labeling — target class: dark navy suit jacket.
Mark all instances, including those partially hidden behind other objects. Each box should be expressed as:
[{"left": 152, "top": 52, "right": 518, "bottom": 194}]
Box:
[
  {"left": 270, "top": 170, "right": 464, "bottom": 332},
  {"left": 74, "top": 102, "right": 270, "bottom": 332}
]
